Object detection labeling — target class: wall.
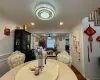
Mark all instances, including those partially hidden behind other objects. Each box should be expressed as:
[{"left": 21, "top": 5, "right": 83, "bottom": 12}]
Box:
[
  {"left": 32, "top": 34, "right": 39, "bottom": 49},
  {"left": 69, "top": 23, "right": 85, "bottom": 77},
  {"left": 30, "top": 34, "right": 34, "bottom": 49},
  {"left": 0, "top": 14, "right": 21, "bottom": 55},
  {"left": 0, "top": 53, "right": 11, "bottom": 77},
  {"left": 82, "top": 17, "right": 100, "bottom": 79},
  {"left": 70, "top": 17, "right": 100, "bottom": 79},
  {"left": 0, "top": 13, "right": 21, "bottom": 77},
  {"left": 56, "top": 36, "right": 69, "bottom": 51}
]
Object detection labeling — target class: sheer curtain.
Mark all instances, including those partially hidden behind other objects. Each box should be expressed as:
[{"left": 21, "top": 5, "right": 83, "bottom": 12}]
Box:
[{"left": 47, "top": 39, "right": 55, "bottom": 48}]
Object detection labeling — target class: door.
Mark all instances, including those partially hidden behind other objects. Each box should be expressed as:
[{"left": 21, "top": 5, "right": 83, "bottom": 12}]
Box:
[
  {"left": 39, "top": 41, "right": 46, "bottom": 48},
  {"left": 65, "top": 39, "right": 69, "bottom": 53}
]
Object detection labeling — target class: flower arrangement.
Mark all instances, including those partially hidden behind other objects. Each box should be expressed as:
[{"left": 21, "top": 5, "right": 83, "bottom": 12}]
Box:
[
  {"left": 35, "top": 47, "right": 46, "bottom": 59},
  {"left": 36, "top": 47, "right": 43, "bottom": 59},
  {"left": 29, "top": 47, "right": 47, "bottom": 76},
  {"left": 35, "top": 46, "right": 47, "bottom": 67}
]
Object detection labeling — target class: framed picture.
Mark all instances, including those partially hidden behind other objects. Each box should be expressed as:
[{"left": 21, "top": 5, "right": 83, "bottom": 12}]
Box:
[
  {"left": 59, "top": 37, "right": 62, "bottom": 41},
  {"left": 35, "top": 36, "right": 38, "bottom": 42}
]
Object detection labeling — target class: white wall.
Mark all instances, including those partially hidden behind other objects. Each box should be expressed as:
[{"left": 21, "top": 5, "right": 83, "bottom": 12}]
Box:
[
  {"left": 0, "top": 53, "right": 11, "bottom": 77},
  {"left": 33, "top": 39, "right": 39, "bottom": 49},
  {"left": 70, "top": 23, "right": 85, "bottom": 77},
  {"left": 30, "top": 34, "right": 34, "bottom": 49},
  {"left": 0, "top": 14, "right": 21, "bottom": 55},
  {"left": 70, "top": 17, "right": 100, "bottom": 79},
  {"left": 82, "top": 17, "right": 100, "bottom": 79},
  {"left": 33, "top": 34, "right": 39, "bottom": 49},
  {"left": 56, "top": 36, "right": 69, "bottom": 51},
  {"left": 0, "top": 13, "right": 21, "bottom": 77}
]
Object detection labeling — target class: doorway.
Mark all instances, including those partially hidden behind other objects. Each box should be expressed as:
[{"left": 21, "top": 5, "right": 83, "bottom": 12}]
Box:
[
  {"left": 65, "top": 39, "right": 69, "bottom": 53},
  {"left": 39, "top": 41, "right": 46, "bottom": 48}
]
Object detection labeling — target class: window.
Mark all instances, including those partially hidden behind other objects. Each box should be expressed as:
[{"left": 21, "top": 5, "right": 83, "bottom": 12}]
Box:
[{"left": 47, "top": 39, "right": 55, "bottom": 48}]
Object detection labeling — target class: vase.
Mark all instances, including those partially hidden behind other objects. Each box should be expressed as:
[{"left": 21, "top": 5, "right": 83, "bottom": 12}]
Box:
[
  {"left": 38, "top": 52, "right": 43, "bottom": 67},
  {"left": 38, "top": 59, "right": 43, "bottom": 67}
]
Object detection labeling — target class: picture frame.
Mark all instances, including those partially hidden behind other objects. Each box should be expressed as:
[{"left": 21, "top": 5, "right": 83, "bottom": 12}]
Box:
[{"left": 59, "top": 37, "right": 62, "bottom": 41}]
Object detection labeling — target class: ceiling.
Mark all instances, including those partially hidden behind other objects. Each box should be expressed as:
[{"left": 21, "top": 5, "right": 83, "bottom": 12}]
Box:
[{"left": 0, "top": 0, "right": 100, "bottom": 33}]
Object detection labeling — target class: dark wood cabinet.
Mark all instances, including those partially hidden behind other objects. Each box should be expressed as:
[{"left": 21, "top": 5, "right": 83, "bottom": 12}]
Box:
[
  {"left": 14, "top": 29, "right": 31, "bottom": 53},
  {"left": 14, "top": 29, "right": 36, "bottom": 62}
]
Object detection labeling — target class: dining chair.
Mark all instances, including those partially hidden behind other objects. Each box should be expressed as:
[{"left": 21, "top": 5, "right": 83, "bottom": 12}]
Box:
[
  {"left": 8, "top": 52, "right": 25, "bottom": 69},
  {"left": 57, "top": 51, "right": 72, "bottom": 67}
]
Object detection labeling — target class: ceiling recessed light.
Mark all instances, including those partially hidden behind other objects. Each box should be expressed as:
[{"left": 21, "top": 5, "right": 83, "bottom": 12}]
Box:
[
  {"left": 31, "top": 22, "right": 35, "bottom": 26},
  {"left": 60, "top": 22, "right": 64, "bottom": 25}
]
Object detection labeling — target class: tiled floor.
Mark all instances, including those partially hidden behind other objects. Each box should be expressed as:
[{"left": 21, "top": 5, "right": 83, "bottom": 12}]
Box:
[{"left": 71, "top": 66, "right": 86, "bottom": 80}]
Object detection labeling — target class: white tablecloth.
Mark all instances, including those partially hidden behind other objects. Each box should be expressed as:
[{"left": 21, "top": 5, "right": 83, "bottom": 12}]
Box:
[
  {"left": 0, "top": 59, "right": 78, "bottom": 80},
  {"left": 15, "top": 60, "right": 59, "bottom": 80}
]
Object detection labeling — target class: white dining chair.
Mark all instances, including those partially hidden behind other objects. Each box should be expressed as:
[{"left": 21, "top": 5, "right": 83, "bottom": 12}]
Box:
[
  {"left": 57, "top": 51, "right": 72, "bottom": 67},
  {"left": 8, "top": 51, "right": 25, "bottom": 69}
]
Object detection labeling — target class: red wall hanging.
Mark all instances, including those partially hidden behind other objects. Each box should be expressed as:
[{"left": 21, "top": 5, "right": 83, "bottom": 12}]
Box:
[
  {"left": 96, "top": 36, "right": 100, "bottom": 47},
  {"left": 4, "top": 27, "right": 10, "bottom": 36},
  {"left": 84, "top": 24, "right": 96, "bottom": 52}
]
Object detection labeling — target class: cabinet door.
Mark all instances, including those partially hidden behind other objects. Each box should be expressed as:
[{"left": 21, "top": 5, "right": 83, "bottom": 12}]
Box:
[
  {"left": 26, "top": 34, "right": 31, "bottom": 50},
  {"left": 14, "top": 30, "right": 22, "bottom": 51},
  {"left": 14, "top": 30, "right": 31, "bottom": 53},
  {"left": 22, "top": 32, "right": 27, "bottom": 53}
]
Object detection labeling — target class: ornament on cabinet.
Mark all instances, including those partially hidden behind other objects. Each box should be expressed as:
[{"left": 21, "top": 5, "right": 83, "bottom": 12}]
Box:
[
  {"left": 23, "top": 25, "right": 28, "bottom": 31},
  {"left": 96, "top": 36, "right": 100, "bottom": 48},
  {"left": 4, "top": 27, "right": 10, "bottom": 36},
  {"left": 84, "top": 24, "right": 96, "bottom": 52}
]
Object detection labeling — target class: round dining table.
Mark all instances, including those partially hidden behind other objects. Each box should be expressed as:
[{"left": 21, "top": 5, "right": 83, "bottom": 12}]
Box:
[{"left": 0, "top": 59, "right": 78, "bottom": 80}]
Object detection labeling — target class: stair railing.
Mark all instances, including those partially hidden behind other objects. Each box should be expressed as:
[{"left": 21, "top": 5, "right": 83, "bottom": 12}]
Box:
[{"left": 88, "top": 8, "right": 100, "bottom": 26}]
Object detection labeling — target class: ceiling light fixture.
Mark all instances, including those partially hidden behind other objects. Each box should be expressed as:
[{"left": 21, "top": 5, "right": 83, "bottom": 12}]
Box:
[
  {"left": 60, "top": 22, "right": 64, "bottom": 26},
  {"left": 48, "top": 36, "right": 51, "bottom": 39},
  {"left": 35, "top": 4, "right": 55, "bottom": 20},
  {"left": 47, "top": 34, "right": 51, "bottom": 39}
]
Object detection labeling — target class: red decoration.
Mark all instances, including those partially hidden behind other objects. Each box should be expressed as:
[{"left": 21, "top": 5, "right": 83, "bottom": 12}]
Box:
[
  {"left": 88, "top": 36, "right": 93, "bottom": 41},
  {"left": 4, "top": 27, "right": 10, "bottom": 36},
  {"left": 84, "top": 24, "right": 96, "bottom": 52},
  {"left": 96, "top": 36, "right": 100, "bottom": 48},
  {"left": 84, "top": 24, "right": 96, "bottom": 36},
  {"left": 96, "top": 36, "right": 100, "bottom": 41}
]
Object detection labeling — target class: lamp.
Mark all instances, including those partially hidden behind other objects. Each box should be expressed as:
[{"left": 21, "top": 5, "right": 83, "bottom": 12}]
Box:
[
  {"left": 35, "top": 4, "right": 55, "bottom": 20},
  {"left": 48, "top": 34, "right": 51, "bottom": 39}
]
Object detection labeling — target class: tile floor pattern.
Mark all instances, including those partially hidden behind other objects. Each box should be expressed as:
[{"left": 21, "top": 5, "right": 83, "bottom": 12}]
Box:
[{"left": 71, "top": 66, "right": 86, "bottom": 80}]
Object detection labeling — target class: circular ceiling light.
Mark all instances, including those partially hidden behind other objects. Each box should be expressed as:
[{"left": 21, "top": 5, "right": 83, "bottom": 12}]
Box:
[{"left": 35, "top": 4, "right": 55, "bottom": 20}]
